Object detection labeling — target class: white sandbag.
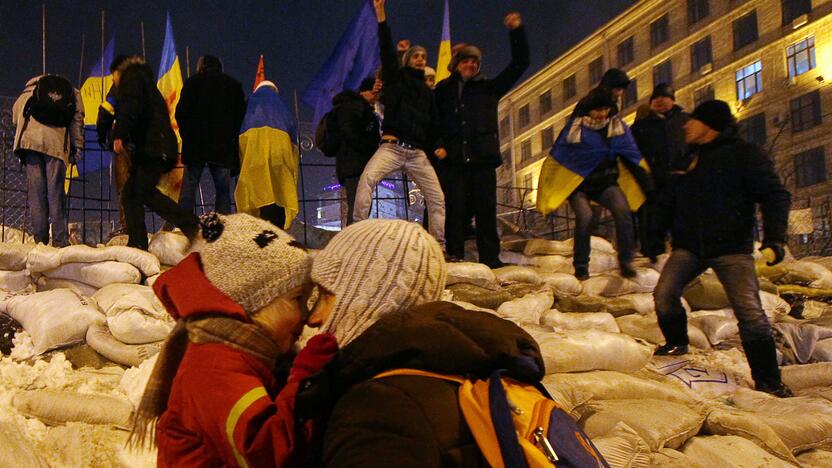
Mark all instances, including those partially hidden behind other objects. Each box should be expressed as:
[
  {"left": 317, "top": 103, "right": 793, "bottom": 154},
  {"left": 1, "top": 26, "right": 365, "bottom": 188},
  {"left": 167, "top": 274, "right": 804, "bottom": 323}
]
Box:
[
  {"left": 630, "top": 268, "right": 659, "bottom": 292},
  {"left": 591, "top": 422, "right": 651, "bottom": 468},
  {"left": 681, "top": 435, "right": 797, "bottom": 468},
  {"left": 648, "top": 448, "right": 705, "bottom": 468},
  {"left": 703, "top": 406, "right": 796, "bottom": 463},
  {"left": 0, "top": 269, "right": 32, "bottom": 291},
  {"left": 119, "top": 354, "right": 158, "bottom": 410},
  {"left": 445, "top": 262, "right": 497, "bottom": 288},
  {"left": 780, "top": 260, "right": 832, "bottom": 289},
  {"left": 561, "top": 236, "right": 617, "bottom": 255},
  {"left": 523, "top": 238, "right": 572, "bottom": 256},
  {"left": 603, "top": 293, "right": 656, "bottom": 317},
  {"left": 26, "top": 243, "right": 62, "bottom": 273},
  {"left": 781, "top": 362, "right": 832, "bottom": 390},
  {"left": 45, "top": 261, "right": 141, "bottom": 288},
  {"left": 540, "top": 309, "right": 619, "bottom": 333},
  {"left": 589, "top": 252, "right": 620, "bottom": 274},
  {"left": 544, "top": 371, "right": 697, "bottom": 407},
  {"left": 539, "top": 375, "right": 594, "bottom": 417},
  {"left": 773, "top": 322, "right": 832, "bottom": 363},
  {"left": 149, "top": 230, "right": 190, "bottom": 266},
  {"left": 86, "top": 322, "right": 162, "bottom": 367},
  {"left": 0, "top": 225, "right": 35, "bottom": 244},
  {"left": 760, "top": 290, "right": 790, "bottom": 318},
  {"left": 539, "top": 272, "right": 582, "bottom": 296},
  {"left": 0, "top": 242, "right": 34, "bottom": 270},
  {"left": 145, "top": 274, "right": 160, "bottom": 287},
  {"left": 648, "top": 349, "right": 753, "bottom": 400},
  {"left": 690, "top": 315, "right": 739, "bottom": 345},
  {"left": 533, "top": 254, "right": 573, "bottom": 274},
  {"left": 812, "top": 338, "right": 832, "bottom": 362},
  {"left": 12, "top": 389, "right": 133, "bottom": 428},
  {"left": 616, "top": 314, "right": 710, "bottom": 350},
  {"left": 530, "top": 328, "right": 653, "bottom": 373},
  {"left": 650, "top": 253, "right": 670, "bottom": 273},
  {"left": 3, "top": 289, "right": 104, "bottom": 355},
  {"left": 94, "top": 284, "right": 173, "bottom": 344},
  {"left": 107, "top": 234, "right": 130, "bottom": 246},
  {"left": 60, "top": 245, "right": 161, "bottom": 277},
  {"left": 0, "top": 418, "right": 48, "bottom": 467},
  {"left": 582, "top": 274, "right": 641, "bottom": 297},
  {"left": 496, "top": 290, "right": 553, "bottom": 325},
  {"left": 579, "top": 399, "right": 704, "bottom": 451},
  {"left": 36, "top": 276, "right": 97, "bottom": 297},
  {"left": 682, "top": 273, "right": 730, "bottom": 310},
  {"left": 492, "top": 266, "right": 542, "bottom": 285},
  {"left": 498, "top": 250, "right": 535, "bottom": 266},
  {"left": 797, "top": 449, "right": 832, "bottom": 467}
]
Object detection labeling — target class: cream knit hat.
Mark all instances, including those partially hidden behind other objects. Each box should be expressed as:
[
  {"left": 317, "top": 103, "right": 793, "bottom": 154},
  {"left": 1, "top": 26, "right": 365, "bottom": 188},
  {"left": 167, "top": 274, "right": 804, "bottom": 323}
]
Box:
[
  {"left": 194, "top": 213, "right": 312, "bottom": 315},
  {"left": 311, "top": 219, "right": 447, "bottom": 345}
]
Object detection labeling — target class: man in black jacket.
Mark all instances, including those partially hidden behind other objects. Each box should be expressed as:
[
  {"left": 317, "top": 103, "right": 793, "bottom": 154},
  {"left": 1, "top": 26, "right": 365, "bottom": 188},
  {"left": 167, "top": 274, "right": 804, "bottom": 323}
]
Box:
[
  {"left": 329, "top": 76, "right": 381, "bottom": 226},
  {"left": 434, "top": 11, "right": 528, "bottom": 268},
  {"left": 175, "top": 55, "right": 246, "bottom": 215},
  {"left": 647, "top": 100, "right": 792, "bottom": 397},
  {"left": 572, "top": 68, "right": 631, "bottom": 118},
  {"left": 112, "top": 56, "right": 199, "bottom": 250}
]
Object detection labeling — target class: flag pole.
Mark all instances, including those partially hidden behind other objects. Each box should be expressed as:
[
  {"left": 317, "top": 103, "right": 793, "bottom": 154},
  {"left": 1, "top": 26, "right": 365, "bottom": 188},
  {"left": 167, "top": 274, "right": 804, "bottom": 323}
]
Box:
[
  {"left": 293, "top": 89, "right": 308, "bottom": 246},
  {"left": 100, "top": 10, "right": 106, "bottom": 101},
  {"left": 41, "top": 4, "right": 46, "bottom": 74},
  {"left": 140, "top": 21, "right": 147, "bottom": 60},
  {"left": 185, "top": 46, "right": 190, "bottom": 78},
  {"left": 77, "top": 34, "right": 86, "bottom": 87}
]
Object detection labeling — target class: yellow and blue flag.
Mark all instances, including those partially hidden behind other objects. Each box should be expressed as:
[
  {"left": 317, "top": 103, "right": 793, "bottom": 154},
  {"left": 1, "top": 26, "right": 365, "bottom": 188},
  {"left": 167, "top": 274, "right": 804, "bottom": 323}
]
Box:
[
  {"left": 435, "top": 0, "right": 452, "bottom": 83},
  {"left": 157, "top": 11, "right": 183, "bottom": 142},
  {"left": 236, "top": 83, "right": 300, "bottom": 229}
]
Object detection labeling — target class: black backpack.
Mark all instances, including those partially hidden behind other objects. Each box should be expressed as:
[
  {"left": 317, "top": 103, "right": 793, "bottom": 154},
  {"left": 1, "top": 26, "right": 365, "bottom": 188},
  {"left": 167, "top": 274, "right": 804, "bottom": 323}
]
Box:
[
  {"left": 23, "top": 75, "right": 76, "bottom": 127},
  {"left": 315, "top": 109, "right": 341, "bottom": 157}
]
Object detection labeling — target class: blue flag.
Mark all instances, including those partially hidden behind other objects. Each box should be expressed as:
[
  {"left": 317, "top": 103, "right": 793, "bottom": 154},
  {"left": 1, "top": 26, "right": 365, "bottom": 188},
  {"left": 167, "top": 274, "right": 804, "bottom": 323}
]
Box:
[{"left": 301, "top": 0, "right": 380, "bottom": 124}]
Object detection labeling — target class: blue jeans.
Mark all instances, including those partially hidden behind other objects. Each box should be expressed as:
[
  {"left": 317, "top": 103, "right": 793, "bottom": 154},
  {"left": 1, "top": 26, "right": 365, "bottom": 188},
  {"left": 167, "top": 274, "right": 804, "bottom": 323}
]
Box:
[
  {"left": 23, "top": 150, "right": 68, "bottom": 246},
  {"left": 178, "top": 162, "right": 232, "bottom": 215},
  {"left": 569, "top": 186, "right": 633, "bottom": 269}
]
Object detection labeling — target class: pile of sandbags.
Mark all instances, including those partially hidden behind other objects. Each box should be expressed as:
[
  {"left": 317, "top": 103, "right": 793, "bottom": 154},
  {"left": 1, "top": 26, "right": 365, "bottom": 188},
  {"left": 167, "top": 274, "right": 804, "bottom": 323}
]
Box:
[
  {"left": 149, "top": 230, "right": 190, "bottom": 267},
  {"left": 0, "top": 243, "right": 35, "bottom": 292}
]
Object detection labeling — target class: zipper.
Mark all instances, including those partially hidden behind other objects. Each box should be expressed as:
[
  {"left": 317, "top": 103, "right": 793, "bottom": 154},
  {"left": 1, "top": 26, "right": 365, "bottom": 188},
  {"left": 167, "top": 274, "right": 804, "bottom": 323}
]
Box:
[
  {"left": 534, "top": 427, "right": 559, "bottom": 464},
  {"left": 525, "top": 398, "right": 559, "bottom": 465}
]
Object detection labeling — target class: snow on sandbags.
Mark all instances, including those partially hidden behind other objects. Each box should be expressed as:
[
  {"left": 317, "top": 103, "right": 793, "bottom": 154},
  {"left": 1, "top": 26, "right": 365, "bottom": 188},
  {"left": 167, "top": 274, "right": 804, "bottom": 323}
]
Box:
[
  {"left": 529, "top": 328, "right": 653, "bottom": 373},
  {"left": 680, "top": 435, "right": 798, "bottom": 468},
  {"left": 690, "top": 315, "right": 739, "bottom": 345},
  {"left": 12, "top": 389, "right": 133, "bottom": 428},
  {"left": 149, "top": 230, "right": 190, "bottom": 266},
  {"left": 495, "top": 290, "right": 553, "bottom": 325},
  {"left": 36, "top": 276, "right": 98, "bottom": 297},
  {"left": 492, "top": 266, "right": 541, "bottom": 285},
  {"left": 61, "top": 245, "right": 160, "bottom": 277},
  {"left": 579, "top": 399, "right": 705, "bottom": 451},
  {"left": 446, "top": 262, "right": 498, "bottom": 288},
  {"left": 616, "top": 314, "right": 710, "bottom": 350},
  {"left": 543, "top": 371, "right": 697, "bottom": 407},
  {"left": 93, "top": 284, "right": 173, "bottom": 344},
  {"left": 539, "top": 272, "right": 582, "bottom": 296},
  {"left": 0, "top": 419, "right": 48, "bottom": 467},
  {"left": 590, "top": 422, "right": 651, "bottom": 468},
  {"left": 44, "top": 261, "right": 142, "bottom": 289},
  {"left": 119, "top": 354, "right": 158, "bottom": 410},
  {"left": 523, "top": 238, "right": 572, "bottom": 256},
  {"left": 0, "top": 242, "right": 34, "bottom": 270},
  {"left": 86, "top": 322, "right": 163, "bottom": 367},
  {"left": 540, "top": 309, "right": 619, "bottom": 333},
  {"left": 781, "top": 362, "right": 832, "bottom": 390},
  {"left": 647, "top": 349, "right": 753, "bottom": 400},
  {"left": 0, "top": 269, "right": 32, "bottom": 291},
  {"left": 582, "top": 274, "right": 641, "bottom": 297},
  {"left": 1, "top": 289, "right": 104, "bottom": 355}
]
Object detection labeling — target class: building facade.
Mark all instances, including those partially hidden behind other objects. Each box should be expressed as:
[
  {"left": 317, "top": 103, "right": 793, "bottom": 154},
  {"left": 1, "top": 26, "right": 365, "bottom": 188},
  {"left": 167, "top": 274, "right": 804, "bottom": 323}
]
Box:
[{"left": 498, "top": 0, "right": 832, "bottom": 254}]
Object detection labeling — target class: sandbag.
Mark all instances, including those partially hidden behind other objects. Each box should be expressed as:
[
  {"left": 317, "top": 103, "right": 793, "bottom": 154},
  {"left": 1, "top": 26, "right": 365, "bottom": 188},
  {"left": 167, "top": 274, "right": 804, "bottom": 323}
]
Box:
[
  {"left": 555, "top": 294, "right": 606, "bottom": 312},
  {"left": 648, "top": 349, "right": 753, "bottom": 400},
  {"left": 450, "top": 301, "right": 496, "bottom": 314},
  {"left": 579, "top": 399, "right": 704, "bottom": 451},
  {"left": 603, "top": 293, "right": 655, "bottom": 317},
  {"left": 12, "top": 390, "right": 133, "bottom": 428},
  {"left": 797, "top": 449, "right": 832, "bottom": 467},
  {"left": 683, "top": 273, "right": 729, "bottom": 310},
  {"left": 0, "top": 225, "right": 35, "bottom": 244},
  {"left": 779, "top": 261, "right": 832, "bottom": 289},
  {"left": 616, "top": 314, "right": 710, "bottom": 350},
  {"left": 0, "top": 242, "right": 34, "bottom": 270},
  {"left": 589, "top": 252, "right": 620, "bottom": 274},
  {"left": 149, "top": 230, "right": 190, "bottom": 266},
  {"left": 540, "top": 309, "right": 619, "bottom": 333},
  {"left": 44, "top": 261, "right": 142, "bottom": 288},
  {"left": 630, "top": 268, "right": 660, "bottom": 292},
  {"left": 2, "top": 289, "right": 104, "bottom": 355},
  {"left": 533, "top": 254, "right": 573, "bottom": 274},
  {"left": 813, "top": 338, "right": 832, "bottom": 361},
  {"left": 773, "top": 322, "right": 832, "bottom": 364},
  {"left": 448, "top": 282, "right": 542, "bottom": 310},
  {"left": 760, "top": 290, "right": 791, "bottom": 318},
  {"left": 539, "top": 272, "right": 582, "bottom": 296},
  {"left": 523, "top": 238, "right": 572, "bottom": 256},
  {"left": 492, "top": 265, "right": 542, "bottom": 285},
  {"left": 61, "top": 245, "right": 161, "bottom": 277},
  {"left": 445, "top": 262, "right": 497, "bottom": 288},
  {"left": 36, "top": 276, "right": 97, "bottom": 297},
  {"left": 681, "top": 435, "right": 797, "bottom": 468},
  {"left": 0, "top": 269, "right": 32, "bottom": 291},
  {"left": 545, "top": 371, "right": 697, "bottom": 407},
  {"left": 85, "top": 322, "right": 163, "bottom": 367},
  {"left": 690, "top": 315, "right": 739, "bottom": 345},
  {"left": 539, "top": 375, "right": 593, "bottom": 418},
  {"left": 591, "top": 422, "right": 651, "bottom": 468},
  {"left": 94, "top": 284, "right": 173, "bottom": 344},
  {"left": 26, "top": 243, "right": 62, "bottom": 273},
  {"left": 107, "top": 234, "right": 130, "bottom": 246},
  {"left": 703, "top": 406, "right": 796, "bottom": 463},
  {"left": 561, "top": 236, "right": 616, "bottom": 255},
  {"left": 529, "top": 328, "right": 653, "bottom": 373},
  {"left": 495, "top": 290, "right": 553, "bottom": 325},
  {"left": 498, "top": 250, "right": 535, "bottom": 266},
  {"left": 648, "top": 448, "right": 705, "bottom": 468},
  {"left": 582, "top": 274, "right": 641, "bottom": 297},
  {"left": 145, "top": 274, "right": 160, "bottom": 287},
  {"left": 501, "top": 238, "right": 530, "bottom": 253},
  {"left": 0, "top": 418, "right": 48, "bottom": 467},
  {"left": 119, "top": 354, "right": 158, "bottom": 410},
  {"left": 781, "top": 362, "right": 832, "bottom": 390}
]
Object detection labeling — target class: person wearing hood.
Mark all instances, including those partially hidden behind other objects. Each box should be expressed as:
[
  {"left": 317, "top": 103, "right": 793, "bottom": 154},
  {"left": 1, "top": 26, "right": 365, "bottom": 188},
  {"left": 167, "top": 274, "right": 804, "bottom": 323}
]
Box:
[
  {"left": 423, "top": 66, "right": 437, "bottom": 89},
  {"left": 433, "top": 11, "right": 528, "bottom": 268},
  {"left": 175, "top": 55, "right": 246, "bottom": 215},
  {"left": 130, "top": 212, "right": 338, "bottom": 467},
  {"left": 352, "top": 0, "right": 446, "bottom": 247},
  {"left": 537, "top": 87, "right": 652, "bottom": 280},
  {"left": 328, "top": 76, "right": 382, "bottom": 226},
  {"left": 293, "top": 219, "right": 545, "bottom": 466},
  {"left": 645, "top": 100, "right": 792, "bottom": 398},
  {"left": 571, "top": 68, "right": 631, "bottom": 118}
]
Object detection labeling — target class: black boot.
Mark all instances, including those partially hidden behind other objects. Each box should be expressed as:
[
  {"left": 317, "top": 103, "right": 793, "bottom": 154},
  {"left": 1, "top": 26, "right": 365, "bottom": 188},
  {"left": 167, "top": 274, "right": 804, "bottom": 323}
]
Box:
[
  {"left": 744, "top": 337, "right": 793, "bottom": 398},
  {"left": 655, "top": 313, "right": 689, "bottom": 356},
  {"left": 574, "top": 265, "right": 589, "bottom": 281}
]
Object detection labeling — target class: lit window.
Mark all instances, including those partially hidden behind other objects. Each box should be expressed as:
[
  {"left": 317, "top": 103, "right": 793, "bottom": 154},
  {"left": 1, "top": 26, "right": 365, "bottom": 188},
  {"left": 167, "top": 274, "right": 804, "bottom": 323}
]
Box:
[
  {"left": 787, "top": 36, "right": 816, "bottom": 78},
  {"left": 736, "top": 60, "right": 763, "bottom": 100}
]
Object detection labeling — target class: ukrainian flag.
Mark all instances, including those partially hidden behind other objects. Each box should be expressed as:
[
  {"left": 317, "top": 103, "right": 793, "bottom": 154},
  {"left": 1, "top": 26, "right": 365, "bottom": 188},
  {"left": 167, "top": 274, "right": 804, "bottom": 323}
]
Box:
[
  {"left": 435, "top": 0, "right": 452, "bottom": 83},
  {"left": 157, "top": 11, "right": 183, "bottom": 144},
  {"left": 536, "top": 118, "right": 649, "bottom": 216},
  {"left": 235, "top": 83, "right": 300, "bottom": 230}
]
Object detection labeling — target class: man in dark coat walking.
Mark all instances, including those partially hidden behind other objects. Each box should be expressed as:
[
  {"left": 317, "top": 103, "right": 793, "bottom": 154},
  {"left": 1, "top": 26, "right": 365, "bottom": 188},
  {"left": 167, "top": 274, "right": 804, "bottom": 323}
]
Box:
[
  {"left": 175, "top": 55, "right": 246, "bottom": 215},
  {"left": 646, "top": 100, "right": 793, "bottom": 397},
  {"left": 113, "top": 56, "right": 199, "bottom": 250},
  {"left": 433, "top": 11, "right": 529, "bottom": 267}
]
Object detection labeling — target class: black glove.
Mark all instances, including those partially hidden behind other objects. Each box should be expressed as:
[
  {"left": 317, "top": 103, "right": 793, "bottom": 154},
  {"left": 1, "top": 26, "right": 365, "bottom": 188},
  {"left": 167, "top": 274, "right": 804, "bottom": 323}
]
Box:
[{"left": 760, "top": 241, "right": 785, "bottom": 266}]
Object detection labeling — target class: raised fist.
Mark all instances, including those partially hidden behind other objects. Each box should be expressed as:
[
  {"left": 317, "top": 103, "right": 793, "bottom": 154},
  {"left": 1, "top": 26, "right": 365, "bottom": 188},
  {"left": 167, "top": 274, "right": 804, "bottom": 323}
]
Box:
[{"left": 504, "top": 12, "right": 522, "bottom": 30}]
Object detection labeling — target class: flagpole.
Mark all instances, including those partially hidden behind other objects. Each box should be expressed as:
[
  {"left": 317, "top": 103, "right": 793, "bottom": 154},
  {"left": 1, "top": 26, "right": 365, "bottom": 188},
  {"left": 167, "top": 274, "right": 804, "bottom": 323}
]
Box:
[
  {"left": 140, "top": 22, "right": 147, "bottom": 59},
  {"left": 41, "top": 4, "right": 46, "bottom": 74},
  {"left": 185, "top": 46, "right": 190, "bottom": 78},
  {"left": 77, "top": 34, "right": 85, "bottom": 87},
  {"left": 293, "top": 89, "right": 308, "bottom": 246},
  {"left": 100, "top": 10, "right": 106, "bottom": 101}
]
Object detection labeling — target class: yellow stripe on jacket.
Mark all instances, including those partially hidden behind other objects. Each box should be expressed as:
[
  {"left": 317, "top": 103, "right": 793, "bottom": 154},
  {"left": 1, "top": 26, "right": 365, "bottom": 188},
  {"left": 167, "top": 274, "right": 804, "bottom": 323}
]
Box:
[{"left": 225, "top": 386, "right": 269, "bottom": 468}]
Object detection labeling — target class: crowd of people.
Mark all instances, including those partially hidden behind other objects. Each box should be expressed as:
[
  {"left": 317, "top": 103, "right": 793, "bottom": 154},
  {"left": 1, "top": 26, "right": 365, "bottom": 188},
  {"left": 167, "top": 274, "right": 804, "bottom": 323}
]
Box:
[{"left": 9, "top": 0, "right": 799, "bottom": 464}]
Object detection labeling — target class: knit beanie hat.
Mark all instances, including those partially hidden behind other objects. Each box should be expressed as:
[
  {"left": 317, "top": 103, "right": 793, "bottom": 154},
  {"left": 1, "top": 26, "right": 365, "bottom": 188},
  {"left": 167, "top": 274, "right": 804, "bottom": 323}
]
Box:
[
  {"left": 311, "top": 219, "right": 447, "bottom": 346},
  {"left": 650, "top": 83, "right": 675, "bottom": 101},
  {"left": 449, "top": 44, "right": 482, "bottom": 73},
  {"left": 690, "top": 99, "right": 736, "bottom": 132},
  {"left": 401, "top": 45, "right": 427, "bottom": 68},
  {"left": 424, "top": 66, "right": 436, "bottom": 78},
  {"left": 581, "top": 87, "right": 616, "bottom": 114},
  {"left": 194, "top": 213, "right": 312, "bottom": 315}
]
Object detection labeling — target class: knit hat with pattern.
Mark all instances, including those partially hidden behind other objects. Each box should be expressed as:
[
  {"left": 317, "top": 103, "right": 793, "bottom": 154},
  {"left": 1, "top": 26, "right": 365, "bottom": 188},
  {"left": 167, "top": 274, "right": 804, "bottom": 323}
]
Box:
[
  {"left": 194, "top": 213, "right": 312, "bottom": 315},
  {"left": 311, "top": 219, "right": 447, "bottom": 346}
]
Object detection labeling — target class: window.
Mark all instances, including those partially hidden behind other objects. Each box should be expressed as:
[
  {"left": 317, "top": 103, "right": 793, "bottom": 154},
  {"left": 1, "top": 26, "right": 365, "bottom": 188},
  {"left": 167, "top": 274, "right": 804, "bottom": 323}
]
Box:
[
  {"left": 499, "top": 116, "right": 510, "bottom": 140},
  {"left": 563, "top": 74, "right": 577, "bottom": 101},
  {"left": 539, "top": 90, "right": 553, "bottom": 116},
  {"left": 653, "top": 60, "right": 673, "bottom": 86},
  {"left": 541, "top": 126, "right": 555, "bottom": 150},
  {"left": 651, "top": 14, "right": 670, "bottom": 49},
  {"left": 791, "top": 90, "right": 822, "bottom": 133},
  {"left": 618, "top": 37, "right": 635, "bottom": 67},
  {"left": 794, "top": 147, "right": 827, "bottom": 188},
  {"left": 521, "top": 139, "right": 532, "bottom": 162},
  {"left": 787, "top": 36, "right": 816, "bottom": 78},
  {"left": 736, "top": 60, "right": 763, "bottom": 100},
  {"left": 501, "top": 150, "right": 511, "bottom": 166},
  {"left": 518, "top": 104, "right": 530, "bottom": 129},
  {"left": 622, "top": 78, "right": 638, "bottom": 109},
  {"left": 523, "top": 173, "right": 533, "bottom": 190},
  {"left": 782, "top": 0, "right": 811, "bottom": 25},
  {"left": 738, "top": 113, "right": 767, "bottom": 147},
  {"left": 589, "top": 56, "right": 604, "bottom": 85},
  {"left": 688, "top": 0, "right": 709, "bottom": 25},
  {"left": 691, "top": 36, "right": 713, "bottom": 72},
  {"left": 733, "top": 11, "right": 758, "bottom": 51},
  {"left": 693, "top": 84, "right": 714, "bottom": 107}
]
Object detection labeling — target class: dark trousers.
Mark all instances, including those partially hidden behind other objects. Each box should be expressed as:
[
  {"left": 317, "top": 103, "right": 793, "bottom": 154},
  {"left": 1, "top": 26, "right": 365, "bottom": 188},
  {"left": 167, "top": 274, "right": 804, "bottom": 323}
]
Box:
[
  {"left": 121, "top": 158, "right": 199, "bottom": 250},
  {"left": 179, "top": 162, "right": 233, "bottom": 215},
  {"left": 341, "top": 176, "right": 359, "bottom": 227},
  {"left": 438, "top": 165, "right": 500, "bottom": 265},
  {"left": 260, "top": 204, "right": 286, "bottom": 229},
  {"left": 569, "top": 186, "right": 633, "bottom": 269}
]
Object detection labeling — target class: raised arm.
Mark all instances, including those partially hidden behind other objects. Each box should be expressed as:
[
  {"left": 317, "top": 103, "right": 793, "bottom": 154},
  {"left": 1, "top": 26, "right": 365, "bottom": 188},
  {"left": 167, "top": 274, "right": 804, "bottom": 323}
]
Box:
[{"left": 491, "top": 12, "right": 530, "bottom": 98}]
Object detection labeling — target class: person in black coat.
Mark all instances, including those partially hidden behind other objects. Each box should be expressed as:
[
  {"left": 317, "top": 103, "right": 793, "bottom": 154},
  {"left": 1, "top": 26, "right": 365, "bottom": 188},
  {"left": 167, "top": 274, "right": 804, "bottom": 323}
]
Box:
[
  {"left": 112, "top": 56, "right": 199, "bottom": 250},
  {"left": 175, "top": 55, "right": 246, "bottom": 215},
  {"left": 572, "top": 68, "right": 631, "bottom": 119},
  {"left": 646, "top": 100, "right": 793, "bottom": 397},
  {"left": 434, "top": 11, "right": 529, "bottom": 268}
]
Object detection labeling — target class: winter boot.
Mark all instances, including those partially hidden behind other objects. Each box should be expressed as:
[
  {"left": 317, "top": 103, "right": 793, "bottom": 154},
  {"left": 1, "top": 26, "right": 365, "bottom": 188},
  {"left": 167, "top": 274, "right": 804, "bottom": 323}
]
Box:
[
  {"left": 743, "top": 337, "right": 794, "bottom": 398},
  {"left": 655, "top": 313, "right": 689, "bottom": 356},
  {"left": 574, "top": 265, "right": 589, "bottom": 281}
]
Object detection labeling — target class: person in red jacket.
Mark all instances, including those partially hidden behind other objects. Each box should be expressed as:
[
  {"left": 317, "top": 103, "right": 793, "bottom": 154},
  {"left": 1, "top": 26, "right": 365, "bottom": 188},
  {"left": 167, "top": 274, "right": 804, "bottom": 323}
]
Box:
[{"left": 128, "top": 212, "right": 337, "bottom": 467}]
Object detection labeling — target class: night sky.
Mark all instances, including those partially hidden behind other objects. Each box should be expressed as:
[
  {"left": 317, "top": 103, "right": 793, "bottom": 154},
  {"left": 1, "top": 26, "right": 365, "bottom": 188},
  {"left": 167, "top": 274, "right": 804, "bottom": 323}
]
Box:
[{"left": 1, "top": 0, "right": 634, "bottom": 119}]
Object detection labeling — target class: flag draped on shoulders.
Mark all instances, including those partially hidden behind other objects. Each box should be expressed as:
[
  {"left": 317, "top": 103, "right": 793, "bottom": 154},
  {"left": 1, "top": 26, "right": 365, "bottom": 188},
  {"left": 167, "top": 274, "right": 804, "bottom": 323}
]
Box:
[
  {"left": 235, "top": 82, "right": 299, "bottom": 229},
  {"left": 435, "top": 0, "right": 452, "bottom": 83}
]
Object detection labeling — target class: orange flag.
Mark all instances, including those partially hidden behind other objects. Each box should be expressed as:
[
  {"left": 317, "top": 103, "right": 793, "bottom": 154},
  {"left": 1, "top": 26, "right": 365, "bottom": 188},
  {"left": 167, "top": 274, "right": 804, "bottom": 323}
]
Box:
[{"left": 253, "top": 55, "right": 265, "bottom": 91}]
